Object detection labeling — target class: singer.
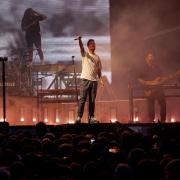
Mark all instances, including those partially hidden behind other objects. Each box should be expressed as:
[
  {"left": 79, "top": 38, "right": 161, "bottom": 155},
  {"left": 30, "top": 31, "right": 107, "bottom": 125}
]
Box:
[
  {"left": 75, "top": 36, "right": 104, "bottom": 124},
  {"left": 21, "top": 8, "right": 47, "bottom": 66}
]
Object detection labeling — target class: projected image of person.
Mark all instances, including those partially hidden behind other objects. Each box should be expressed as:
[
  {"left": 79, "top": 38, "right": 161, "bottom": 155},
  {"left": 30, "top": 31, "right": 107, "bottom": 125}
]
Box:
[
  {"left": 21, "top": 8, "right": 47, "bottom": 65},
  {"left": 75, "top": 37, "right": 104, "bottom": 124}
]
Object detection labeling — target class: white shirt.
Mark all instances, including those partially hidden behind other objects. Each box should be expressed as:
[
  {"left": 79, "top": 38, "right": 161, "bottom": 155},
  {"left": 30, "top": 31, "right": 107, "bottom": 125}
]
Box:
[{"left": 80, "top": 51, "right": 102, "bottom": 81}]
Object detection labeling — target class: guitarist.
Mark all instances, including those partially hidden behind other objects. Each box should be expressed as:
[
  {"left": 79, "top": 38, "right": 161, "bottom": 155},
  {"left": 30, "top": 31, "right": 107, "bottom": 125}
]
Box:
[
  {"left": 138, "top": 52, "right": 166, "bottom": 123},
  {"left": 21, "top": 8, "right": 47, "bottom": 65}
]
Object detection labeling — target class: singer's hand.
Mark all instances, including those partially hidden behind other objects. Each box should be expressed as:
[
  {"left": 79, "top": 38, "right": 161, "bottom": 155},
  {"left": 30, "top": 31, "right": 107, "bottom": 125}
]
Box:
[
  {"left": 74, "top": 36, "right": 81, "bottom": 40},
  {"left": 100, "top": 78, "right": 104, "bottom": 87}
]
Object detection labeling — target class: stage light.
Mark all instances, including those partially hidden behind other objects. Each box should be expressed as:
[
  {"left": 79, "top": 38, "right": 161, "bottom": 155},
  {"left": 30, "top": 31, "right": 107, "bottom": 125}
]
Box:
[
  {"left": 153, "top": 118, "right": 159, "bottom": 123},
  {"left": 133, "top": 117, "right": 139, "bottom": 122},
  {"left": 110, "top": 108, "right": 117, "bottom": 123},
  {"left": 56, "top": 118, "right": 60, "bottom": 123},
  {"left": 44, "top": 108, "right": 48, "bottom": 123},
  {"left": 0, "top": 118, "right": 4, "bottom": 122},
  {"left": 20, "top": 117, "right": 24, "bottom": 122},
  {"left": 44, "top": 118, "right": 48, "bottom": 123},
  {"left": 110, "top": 118, "right": 117, "bottom": 123},
  {"left": 33, "top": 108, "right": 37, "bottom": 122},
  {"left": 32, "top": 118, "right": 37, "bottom": 122},
  {"left": 20, "top": 107, "right": 24, "bottom": 122},
  {"left": 55, "top": 109, "right": 60, "bottom": 123},
  {"left": 68, "top": 110, "right": 74, "bottom": 123},
  {"left": 68, "top": 120, "right": 75, "bottom": 124},
  {"left": 171, "top": 118, "right": 176, "bottom": 123}
]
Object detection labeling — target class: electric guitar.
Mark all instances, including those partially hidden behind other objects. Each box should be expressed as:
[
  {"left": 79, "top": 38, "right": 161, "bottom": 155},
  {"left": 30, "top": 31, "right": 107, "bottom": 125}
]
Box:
[{"left": 138, "top": 70, "right": 180, "bottom": 96}]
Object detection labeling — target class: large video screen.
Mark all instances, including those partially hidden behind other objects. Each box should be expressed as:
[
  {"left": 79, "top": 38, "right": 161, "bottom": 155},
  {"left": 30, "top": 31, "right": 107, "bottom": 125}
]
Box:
[{"left": 0, "top": 0, "right": 111, "bottom": 81}]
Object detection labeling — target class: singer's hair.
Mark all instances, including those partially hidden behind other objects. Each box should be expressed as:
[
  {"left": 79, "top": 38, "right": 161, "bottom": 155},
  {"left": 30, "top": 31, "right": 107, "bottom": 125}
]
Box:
[{"left": 87, "top": 39, "right": 95, "bottom": 47}]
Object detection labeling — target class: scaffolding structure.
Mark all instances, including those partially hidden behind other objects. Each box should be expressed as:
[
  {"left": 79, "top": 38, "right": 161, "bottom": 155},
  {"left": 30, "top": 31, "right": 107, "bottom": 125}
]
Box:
[
  {"left": 0, "top": 59, "right": 81, "bottom": 103},
  {"left": 31, "top": 62, "right": 81, "bottom": 104}
]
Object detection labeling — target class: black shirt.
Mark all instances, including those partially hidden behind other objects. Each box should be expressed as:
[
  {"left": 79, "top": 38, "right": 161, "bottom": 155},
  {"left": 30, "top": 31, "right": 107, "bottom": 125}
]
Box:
[{"left": 22, "top": 14, "right": 45, "bottom": 34}]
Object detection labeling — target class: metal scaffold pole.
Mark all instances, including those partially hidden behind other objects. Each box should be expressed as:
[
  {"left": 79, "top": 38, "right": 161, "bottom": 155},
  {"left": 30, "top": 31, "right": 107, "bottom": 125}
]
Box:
[{"left": 0, "top": 57, "right": 8, "bottom": 122}]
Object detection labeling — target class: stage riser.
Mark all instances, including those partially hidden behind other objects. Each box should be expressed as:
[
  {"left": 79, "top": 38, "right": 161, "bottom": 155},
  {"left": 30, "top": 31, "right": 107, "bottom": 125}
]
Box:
[{"left": 0, "top": 96, "right": 179, "bottom": 125}]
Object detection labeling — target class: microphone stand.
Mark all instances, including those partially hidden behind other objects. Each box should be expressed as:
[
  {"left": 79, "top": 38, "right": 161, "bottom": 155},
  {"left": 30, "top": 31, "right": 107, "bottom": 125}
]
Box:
[
  {"left": 72, "top": 56, "right": 79, "bottom": 106},
  {"left": 128, "top": 82, "right": 134, "bottom": 123},
  {"left": 0, "top": 57, "right": 8, "bottom": 122}
]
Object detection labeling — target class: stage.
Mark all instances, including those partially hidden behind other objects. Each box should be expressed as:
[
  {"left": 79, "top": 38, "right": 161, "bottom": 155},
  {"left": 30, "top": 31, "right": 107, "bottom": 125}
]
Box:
[{"left": 0, "top": 95, "right": 180, "bottom": 125}]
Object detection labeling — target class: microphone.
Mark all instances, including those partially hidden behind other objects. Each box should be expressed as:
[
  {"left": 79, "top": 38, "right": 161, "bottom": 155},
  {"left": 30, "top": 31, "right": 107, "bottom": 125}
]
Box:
[
  {"left": 72, "top": 56, "right": 75, "bottom": 65},
  {"left": 74, "top": 36, "right": 81, "bottom": 40}
]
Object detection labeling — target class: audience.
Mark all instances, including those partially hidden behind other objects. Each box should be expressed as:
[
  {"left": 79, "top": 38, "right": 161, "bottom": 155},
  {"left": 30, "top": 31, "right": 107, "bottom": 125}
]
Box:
[{"left": 0, "top": 121, "right": 179, "bottom": 179}]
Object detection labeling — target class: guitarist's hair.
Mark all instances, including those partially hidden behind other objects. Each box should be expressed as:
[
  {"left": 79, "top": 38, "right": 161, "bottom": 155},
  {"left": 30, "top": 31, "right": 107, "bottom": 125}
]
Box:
[
  {"left": 21, "top": 8, "right": 34, "bottom": 31},
  {"left": 22, "top": 8, "right": 34, "bottom": 20}
]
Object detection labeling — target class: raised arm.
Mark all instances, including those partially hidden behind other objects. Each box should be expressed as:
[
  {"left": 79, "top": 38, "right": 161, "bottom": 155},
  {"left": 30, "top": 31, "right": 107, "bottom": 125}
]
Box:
[
  {"left": 32, "top": 10, "right": 47, "bottom": 21},
  {"left": 77, "top": 37, "right": 85, "bottom": 57}
]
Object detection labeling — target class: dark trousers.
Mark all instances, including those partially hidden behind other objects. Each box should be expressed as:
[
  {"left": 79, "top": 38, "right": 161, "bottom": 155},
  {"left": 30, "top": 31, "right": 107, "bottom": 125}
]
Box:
[
  {"left": 77, "top": 79, "right": 98, "bottom": 119},
  {"left": 147, "top": 90, "right": 166, "bottom": 122},
  {"left": 25, "top": 32, "right": 44, "bottom": 61}
]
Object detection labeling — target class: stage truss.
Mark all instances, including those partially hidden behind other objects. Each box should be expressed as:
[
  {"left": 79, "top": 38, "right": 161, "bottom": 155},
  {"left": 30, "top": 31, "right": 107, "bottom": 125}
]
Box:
[{"left": 0, "top": 59, "right": 81, "bottom": 103}]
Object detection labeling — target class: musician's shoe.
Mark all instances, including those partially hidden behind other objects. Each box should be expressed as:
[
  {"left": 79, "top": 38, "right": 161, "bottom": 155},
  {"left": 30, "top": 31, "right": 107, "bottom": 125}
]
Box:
[
  {"left": 89, "top": 117, "right": 99, "bottom": 124},
  {"left": 75, "top": 116, "right": 81, "bottom": 124}
]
